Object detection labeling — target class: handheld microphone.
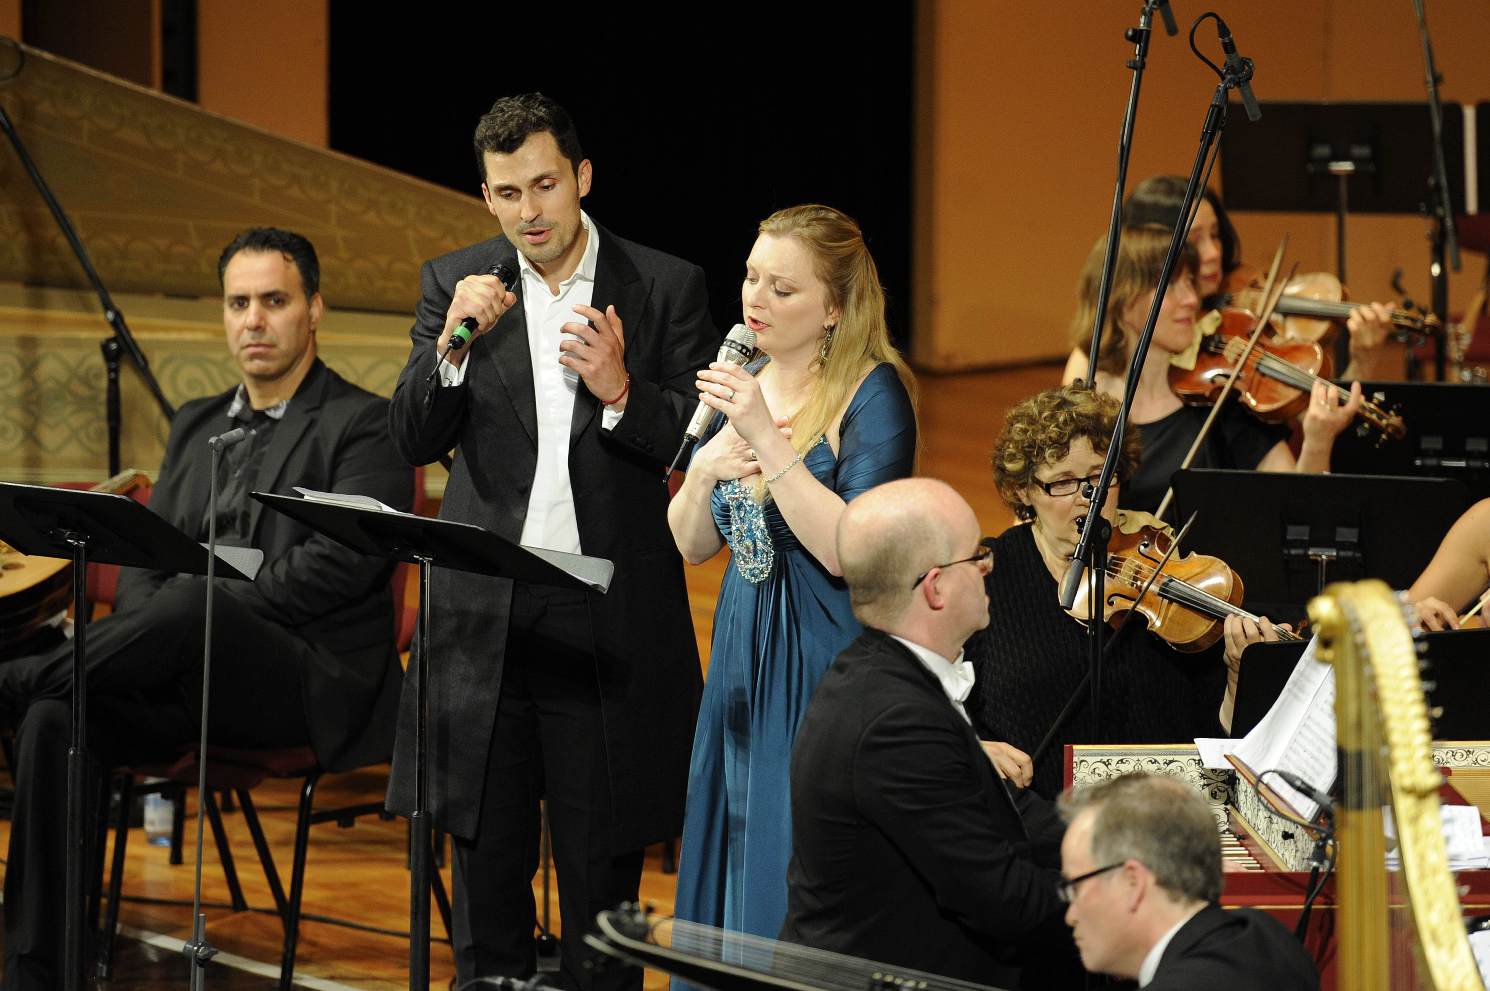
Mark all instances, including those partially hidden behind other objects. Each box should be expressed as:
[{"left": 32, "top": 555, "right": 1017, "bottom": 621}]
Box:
[
  {"left": 449, "top": 261, "right": 520, "bottom": 351},
  {"left": 1216, "top": 17, "right": 1262, "bottom": 122},
  {"left": 662, "top": 323, "right": 758, "bottom": 481},
  {"left": 683, "top": 323, "right": 758, "bottom": 442},
  {"left": 208, "top": 426, "right": 250, "bottom": 449}
]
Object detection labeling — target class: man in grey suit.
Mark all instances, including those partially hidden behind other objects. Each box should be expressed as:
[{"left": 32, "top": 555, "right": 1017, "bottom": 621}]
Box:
[
  {"left": 2, "top": 228, "right": 411, "bottom": 991},
  {"left": 385, "top": 93, "right": 717, "bottom": 990}
]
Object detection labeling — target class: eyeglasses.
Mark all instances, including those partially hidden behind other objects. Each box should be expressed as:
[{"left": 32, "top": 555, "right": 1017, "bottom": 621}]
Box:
[
  {"left": 1032, "top": 471, "right": 1120, "bottom": 498},
  {"left": 911, "top": 544, "right": 993, "bottom": 589},
  {"left": 1055, "top": 862, "right": 1125, "bottom": 904}
]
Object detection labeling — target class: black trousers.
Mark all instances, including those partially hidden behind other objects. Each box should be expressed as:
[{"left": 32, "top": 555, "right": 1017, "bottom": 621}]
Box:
[
  {"left": 451, "top": 583, "right": 643, "bottom": 991},
  {"left": 1, "top": 578, "right": 314, "bottom": 991}
]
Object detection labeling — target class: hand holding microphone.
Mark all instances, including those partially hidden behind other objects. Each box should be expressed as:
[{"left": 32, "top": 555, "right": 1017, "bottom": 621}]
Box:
[
  {"left": 664, "top": 323, "right": 757, "bottom": 480},
  {"left": 437, "top": 262, "right": 520, "bottom": 367}
]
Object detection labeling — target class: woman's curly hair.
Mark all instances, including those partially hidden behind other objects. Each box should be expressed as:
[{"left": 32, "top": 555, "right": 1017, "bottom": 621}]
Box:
[{"left": 992, "top": 386, "right": 1142, "bottom": 520}]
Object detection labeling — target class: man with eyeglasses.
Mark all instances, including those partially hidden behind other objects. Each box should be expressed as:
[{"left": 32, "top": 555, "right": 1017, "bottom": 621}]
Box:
[
  {"left": 1058, "top": 773, "right": 1317, "bottom": 989},
  {"left": 780, "top": 478, "right": 1081, "bottom": 988}
]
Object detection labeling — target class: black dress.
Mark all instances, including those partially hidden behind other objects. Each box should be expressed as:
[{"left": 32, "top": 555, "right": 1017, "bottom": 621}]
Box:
[
  {"left": 1123, "top": 403, "right": 1287, "bottom": 519},
  {"left": 964, "top": 522, "right": 1227, "bottom": 798}
]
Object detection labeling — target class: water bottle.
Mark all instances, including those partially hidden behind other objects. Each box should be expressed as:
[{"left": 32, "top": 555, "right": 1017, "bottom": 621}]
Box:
[{"left": 143, "top": 781, "right": 173, "bottom": 847}]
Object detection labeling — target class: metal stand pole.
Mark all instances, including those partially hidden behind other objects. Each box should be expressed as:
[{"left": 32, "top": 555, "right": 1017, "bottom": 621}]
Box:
[
  {"left": 410, "top": 555, "right": 433, "bottom": 990},
  {"left": 63, "top": 535, "right": 90, "bottom": 991}
]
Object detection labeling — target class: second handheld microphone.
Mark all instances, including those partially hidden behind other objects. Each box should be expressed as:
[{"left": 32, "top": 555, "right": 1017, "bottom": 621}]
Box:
[{"left": 449, "top": 261, "right": 520, "bottom": 351}]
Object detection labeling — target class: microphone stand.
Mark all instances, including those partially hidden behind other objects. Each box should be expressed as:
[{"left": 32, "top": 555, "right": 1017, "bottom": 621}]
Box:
[
  {"left": 1410, "top": 0, "right": 1459, "bottom": 383},
  {"left": 182, "top": 428, "right": 246, "bottom": 988},
  {"left": 1057, "top": 13, "right": 1245, "bottom": 748},
  {"left": 0, "top": 47, "right": 175, "bottom": 474},
  {"left": 1083, "top": 0, "right": 1177, "bottom": 382},
  {"left": 1063, "top": 0, "right": 1178, "bottom": 743}
]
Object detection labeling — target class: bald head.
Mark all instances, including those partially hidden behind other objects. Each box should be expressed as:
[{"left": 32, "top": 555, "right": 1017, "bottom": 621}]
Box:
[{"left": 838, "top": 478, "right": 980, "bottom": 628}]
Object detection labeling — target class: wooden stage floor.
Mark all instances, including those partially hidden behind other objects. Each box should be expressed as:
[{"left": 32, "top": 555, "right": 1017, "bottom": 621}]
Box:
[{"left": 0, "top": 364, "right": 1059, "bottom": 989}]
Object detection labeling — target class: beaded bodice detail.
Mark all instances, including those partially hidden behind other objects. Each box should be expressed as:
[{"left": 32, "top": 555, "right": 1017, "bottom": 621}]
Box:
[{"left": 714, "top": 436, "right": 830, "bottom": 584}]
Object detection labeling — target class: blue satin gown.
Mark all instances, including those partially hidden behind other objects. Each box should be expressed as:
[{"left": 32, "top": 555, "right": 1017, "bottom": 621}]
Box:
[{"left": 672, "top": 361, "right": 917, "bottom": 944}]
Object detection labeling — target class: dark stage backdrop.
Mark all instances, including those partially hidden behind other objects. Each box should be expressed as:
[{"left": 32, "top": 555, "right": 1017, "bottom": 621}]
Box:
[{"left": 327, "top": 4, "right": 915, "bottom": 349}]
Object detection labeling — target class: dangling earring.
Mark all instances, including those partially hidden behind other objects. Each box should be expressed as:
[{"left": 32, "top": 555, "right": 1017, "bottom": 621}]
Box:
[{"left": 817, "top": 324, "right": 836, "bottom": 366}]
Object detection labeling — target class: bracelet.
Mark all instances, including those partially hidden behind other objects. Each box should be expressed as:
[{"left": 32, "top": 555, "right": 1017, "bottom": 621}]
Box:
[
  {"left": 597, "top": 374, "right": 630, "bottom": 407},
  {"left": 764, "top": 436, "right": 824, "bottom": 486},
  {"left": 764, "top": 453, "right": 805, "bottom": 486}
]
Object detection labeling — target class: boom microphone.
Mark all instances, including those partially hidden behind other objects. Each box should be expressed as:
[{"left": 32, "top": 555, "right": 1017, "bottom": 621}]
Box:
[
  {"left": 1216, "top": 16, "right": 1262, "bottom": 122},
  {"left": 208, "top": 427, "right": 250, "bottom": 449}
]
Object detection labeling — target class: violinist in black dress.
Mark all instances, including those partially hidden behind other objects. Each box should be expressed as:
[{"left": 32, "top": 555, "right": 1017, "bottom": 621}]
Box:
[{"left": 964, "top": 387, "right": 1286, "bottom": 798}]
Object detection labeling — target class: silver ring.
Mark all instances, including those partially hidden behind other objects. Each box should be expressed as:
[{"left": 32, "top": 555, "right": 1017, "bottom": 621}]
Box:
[
  {"left": 727, "top": 389, "right": 736, "bottom": 401},
  {"left": 747, "top": 448, "right": 758, "bottom": 461}
]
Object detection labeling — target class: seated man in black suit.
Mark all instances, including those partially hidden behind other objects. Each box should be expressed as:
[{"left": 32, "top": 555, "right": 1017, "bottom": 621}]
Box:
[
  {"left": 780, "top": 477, "right": 1075, "bottom": 989},
  {"left": 1058, "top": 772, "right": 1319, "bottom": 989},
  {"left": 0, "top": 228, "right": 412, "bottom": 991}
]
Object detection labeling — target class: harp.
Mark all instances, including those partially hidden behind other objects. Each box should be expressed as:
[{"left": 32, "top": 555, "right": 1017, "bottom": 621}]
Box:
[{"left": 1310, "top": 579, "right": 1485, "bottom": 990}]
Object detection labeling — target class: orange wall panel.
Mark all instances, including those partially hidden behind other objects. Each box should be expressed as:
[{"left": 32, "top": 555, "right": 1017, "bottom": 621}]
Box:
[
  {"left": 196, "top": 0, "right": 328, "bottom": 147},
  {"left": 916, "top": 0, "right": 1490, "bottom": 371}
]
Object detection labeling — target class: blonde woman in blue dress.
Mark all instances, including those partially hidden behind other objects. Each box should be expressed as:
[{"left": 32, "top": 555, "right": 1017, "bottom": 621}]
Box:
[{"left": 668, "top": 204, "right": 917, "bottom": 944}]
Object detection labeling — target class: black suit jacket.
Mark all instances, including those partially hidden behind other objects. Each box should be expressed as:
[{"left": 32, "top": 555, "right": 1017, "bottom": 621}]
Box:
[
  {"left": 1146, "top": 905, "right": 1318, "bottom": 990},
  {"left": 385, "top": 223, "right": 718, "bottom": 848},
  {"left": 781, "top": 628, "right": 1070, "bottom": 988},
  {"left": 114, "top": 360, "right": 413, "bottom": 772}
]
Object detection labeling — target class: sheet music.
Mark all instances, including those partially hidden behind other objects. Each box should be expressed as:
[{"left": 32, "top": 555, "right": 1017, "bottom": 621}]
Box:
[
  {"left": 1471, "top": 928, "right": 1490, "bottom": 985},
  {"left": 1225, "top": 635, "right": 1337, "bottom": 821},
  {"left": 293, "top": 486, "right": 404, "bottom": 514},
  {"left": 1195, "top": 737, "right": 1241, "bottom": 770},
  {"left": 200, "top": 543, "right": 263, "bottom": 581}
]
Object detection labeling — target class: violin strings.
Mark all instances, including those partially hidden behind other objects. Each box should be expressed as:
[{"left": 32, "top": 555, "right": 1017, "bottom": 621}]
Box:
[
  {"left": 1226, "top": 338, "right": 1397, "bottom": 426},
  {"left": 1101, "top": 558, "right": 1300, "bottom": 640}
]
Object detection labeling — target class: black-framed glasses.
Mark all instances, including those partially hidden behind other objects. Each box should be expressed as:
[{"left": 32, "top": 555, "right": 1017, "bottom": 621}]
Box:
[
  {"left": 1032, "top": 471, "right": 1120, "bottom": 498},
  {"left": 911, "top": 544, "right": 993, "bottom": 589},
  {"left": 1055, "top": 862, "right": 1124, "bottom": 904}
]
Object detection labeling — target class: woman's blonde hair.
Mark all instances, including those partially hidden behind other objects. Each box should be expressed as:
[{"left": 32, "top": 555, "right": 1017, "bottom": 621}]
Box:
[
  {"left": 753, "top": 204, "right": 917, "bottom": 496},
  {"left": 1069, "top": 225, "right": 1198, "bottom": 378}
]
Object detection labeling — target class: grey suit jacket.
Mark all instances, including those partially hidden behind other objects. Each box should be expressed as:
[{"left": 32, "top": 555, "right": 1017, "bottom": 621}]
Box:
[{"left": 116, "top": 360, "right": 412, "bottom": 771}]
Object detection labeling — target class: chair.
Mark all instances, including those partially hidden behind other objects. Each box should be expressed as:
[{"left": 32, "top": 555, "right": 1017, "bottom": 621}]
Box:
[{"left": 96, "top": 467, "right": 451, "bottom": 988}]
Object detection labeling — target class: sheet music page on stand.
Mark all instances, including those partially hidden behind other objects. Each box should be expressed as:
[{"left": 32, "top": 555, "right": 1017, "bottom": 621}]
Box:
[
  {"left": 1228, "top": 635, "right": 1337, "bottom": 821},
  {"left": 293, "top": 486, "right": 404, "bottom": 514}
]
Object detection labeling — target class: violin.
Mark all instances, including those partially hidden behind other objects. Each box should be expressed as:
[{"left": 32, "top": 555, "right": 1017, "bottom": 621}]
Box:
[
  {"left": 1217, "top": 269, "right": 1440, "bottom": 343},
  {"left": 1070, "top": 515, "right": 1301, "bottom": 653},
  {"left": 1168, "top": 308, "right": 1406, "bottom": 443}
]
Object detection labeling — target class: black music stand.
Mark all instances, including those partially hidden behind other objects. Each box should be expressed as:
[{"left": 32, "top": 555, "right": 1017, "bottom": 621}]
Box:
[
  {"left": 1232, "top": 639, "right": 1311, "bottom": 738},
  {"left": 1420, "top": 628, "right": 1490, "bottom": 741},
  {"left": 0, "top": 482, "right": 261, "bottom": 991},
  {"left": 1330, "top": 381, "right": 1490, "bottom": 502},
  {"left": 251, "top": 491, "right": 613, "bottom": 991},
  {"left": 1233, "top": 628, "right": 1490, "bottom": 741},
  {"left": 1221, "top": 101, "right": 1468, "bottom": 371},
  {"left": 1169, "top": 469, "right": 1470, "bottom": 621}
]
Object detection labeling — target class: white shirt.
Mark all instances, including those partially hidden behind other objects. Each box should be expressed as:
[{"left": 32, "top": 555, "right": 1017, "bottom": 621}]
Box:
[
  {"left": 437, "top": 212, "right": 622, "bottom": 554},
  {"left": 890, "top": 635, "right": 976, "bottom": 724},
  {"left": 1137, "top": 908, "right": 1203, "bottom": 987}
]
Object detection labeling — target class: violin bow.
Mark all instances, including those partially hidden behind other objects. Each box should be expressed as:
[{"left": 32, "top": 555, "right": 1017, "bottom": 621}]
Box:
[
  {"left": 1154, "top": 238, "right": 1293, "bottom": 521},
  {"left": 1458, "top": 586, "right": 1490, "bottom": 626}
]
